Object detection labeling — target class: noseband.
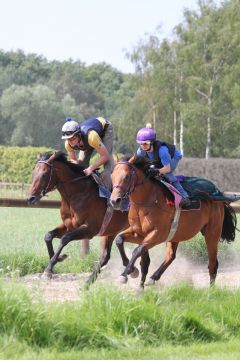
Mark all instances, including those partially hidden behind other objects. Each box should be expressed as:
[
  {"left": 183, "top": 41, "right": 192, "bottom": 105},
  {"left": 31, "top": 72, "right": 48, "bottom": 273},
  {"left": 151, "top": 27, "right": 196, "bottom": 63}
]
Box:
[{"left": 37, "top": 160, "right": 55, "bottom": 197}]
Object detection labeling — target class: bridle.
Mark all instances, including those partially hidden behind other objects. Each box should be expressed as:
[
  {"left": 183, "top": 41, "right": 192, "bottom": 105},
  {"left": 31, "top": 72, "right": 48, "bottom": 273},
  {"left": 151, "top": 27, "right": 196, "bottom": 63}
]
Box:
[
  {"left": 112, "top": 161, "right": 150, "bottom": 199},
  {"left": 36, "top": 159, "right": 89, "bottom": 198},
  {"left": 112, "top": 161, "right": 163, "bottom": 209},
  {"left": 37, "top": 160, "right": 55, "bottom": 198}
]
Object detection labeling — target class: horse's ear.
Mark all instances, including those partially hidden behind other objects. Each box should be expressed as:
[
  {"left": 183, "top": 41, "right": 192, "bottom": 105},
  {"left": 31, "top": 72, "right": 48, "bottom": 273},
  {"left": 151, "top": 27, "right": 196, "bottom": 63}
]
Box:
[
  {"left": 113, "top": 153, "right": 119, "bottom": 164},
  {"left": 48, "top": 152, "right": 56, "bottom": 163},
  {"left": 129, "top": 153, "right": 137, "bottom": 163},
  {"left": 37, "top": 153, "right": 42, "bottom": 160}
]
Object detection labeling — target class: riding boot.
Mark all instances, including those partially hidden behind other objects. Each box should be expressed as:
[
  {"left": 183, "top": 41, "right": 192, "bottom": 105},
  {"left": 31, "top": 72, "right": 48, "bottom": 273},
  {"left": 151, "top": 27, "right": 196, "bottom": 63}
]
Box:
[{"left": 169, "top": 180, "right": 191, "bottom": 207}]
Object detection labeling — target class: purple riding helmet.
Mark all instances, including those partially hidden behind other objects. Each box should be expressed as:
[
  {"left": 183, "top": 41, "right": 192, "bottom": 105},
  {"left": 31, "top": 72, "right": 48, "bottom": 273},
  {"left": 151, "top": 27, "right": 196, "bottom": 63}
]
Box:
[{"left": 136, "top": 127, "right": 156, "bottom": 144}]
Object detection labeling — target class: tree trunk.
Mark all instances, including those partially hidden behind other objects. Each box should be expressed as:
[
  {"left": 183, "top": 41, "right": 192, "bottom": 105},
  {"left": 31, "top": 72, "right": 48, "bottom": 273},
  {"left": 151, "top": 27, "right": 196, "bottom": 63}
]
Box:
[
  {"left": 205, "top": 116, "right": 211, "bottom": 159},
  {"left": 173, "top": 110, "right": 177, "bottom": 145},
  {"left": 205, "top": 95, "right": 212, "bottom": 159},
  {"left": 180, "top": 113, "right": 184, "bottom": 156}
]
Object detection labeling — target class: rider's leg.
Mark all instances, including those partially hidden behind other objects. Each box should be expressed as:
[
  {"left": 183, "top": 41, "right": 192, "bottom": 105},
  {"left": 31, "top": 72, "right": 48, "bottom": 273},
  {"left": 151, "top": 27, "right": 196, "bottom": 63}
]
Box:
[
  {"left": 163, "top": 158, "right": 190, "bottom": 206},
  {"left": 101, "top": 121, "right": 115, "bottom": 190}
]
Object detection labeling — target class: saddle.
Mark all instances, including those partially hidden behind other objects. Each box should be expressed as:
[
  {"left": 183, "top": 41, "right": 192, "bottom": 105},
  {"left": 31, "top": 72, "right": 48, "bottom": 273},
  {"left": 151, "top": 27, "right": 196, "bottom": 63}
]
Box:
[{"left": 158, "top": 175, "right": 240, "bottom": 210}]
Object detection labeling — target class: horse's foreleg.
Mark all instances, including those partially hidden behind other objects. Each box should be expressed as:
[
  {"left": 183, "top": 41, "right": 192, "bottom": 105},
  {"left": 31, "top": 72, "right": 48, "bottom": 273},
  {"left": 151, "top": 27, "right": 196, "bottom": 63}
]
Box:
[
  {"left": 44, "top": 223, "right": 67, "bottom": 260},
  {"left": 139, "top": 250, "right": 150, "bottom": 289},
  {"left": 116, "top": 230, "right": 144, "bottom": 280},
  {"left": 85, "top": 236, "right": 114, "bottom": 287},
  {"left": 120, "top": 244, "right": 146, "bottom": 284},
  {"left": 146, "top": 242, "right": 179, "bottom": 286},
  {"left": 115, "top": 233, "right": 130, "bottom": 267}
]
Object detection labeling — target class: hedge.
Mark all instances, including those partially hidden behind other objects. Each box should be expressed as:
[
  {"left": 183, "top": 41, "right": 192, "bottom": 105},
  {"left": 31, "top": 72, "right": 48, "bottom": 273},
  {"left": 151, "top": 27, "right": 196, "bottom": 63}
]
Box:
[
  {"left": 178, "top": 158, "right": 240, "bottom": 193},
  {"left": 0, "top": 146, "right": 53, "bottom": 183},
  {"left": 0, "top": 147, "right": 239, "bottom": 192}
]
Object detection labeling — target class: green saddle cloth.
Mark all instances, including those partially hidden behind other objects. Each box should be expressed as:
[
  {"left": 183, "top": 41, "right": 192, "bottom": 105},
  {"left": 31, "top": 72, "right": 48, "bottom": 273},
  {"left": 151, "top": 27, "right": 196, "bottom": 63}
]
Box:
[{"left": 178, "top": 176, "right": 240, "bottom": 202}]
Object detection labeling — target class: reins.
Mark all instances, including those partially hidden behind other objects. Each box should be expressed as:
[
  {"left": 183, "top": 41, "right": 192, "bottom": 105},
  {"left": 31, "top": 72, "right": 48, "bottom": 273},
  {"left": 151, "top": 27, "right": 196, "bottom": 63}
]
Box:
[
  {"left": 112, "top": 161, "right": 155, "bottom": 204},
  {"left": 113, "top": 161, "right": 168, "bottom": 208}
]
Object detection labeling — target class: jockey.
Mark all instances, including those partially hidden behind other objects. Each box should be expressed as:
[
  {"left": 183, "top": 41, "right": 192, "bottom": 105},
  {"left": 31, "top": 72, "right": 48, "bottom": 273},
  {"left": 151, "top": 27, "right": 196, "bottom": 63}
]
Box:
[
  {"left": 61, "top": 116, "right": 114, "bottom": 189},
  {"left": 136, "top": 126, "right": 191, "bottom": 207}
]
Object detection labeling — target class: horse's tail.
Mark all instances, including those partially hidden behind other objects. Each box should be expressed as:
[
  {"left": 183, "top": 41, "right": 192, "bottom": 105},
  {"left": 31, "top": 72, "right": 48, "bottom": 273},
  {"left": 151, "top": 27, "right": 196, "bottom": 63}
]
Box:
[{"left": 221, "top": 203, "right": 237, "bottom": 242}]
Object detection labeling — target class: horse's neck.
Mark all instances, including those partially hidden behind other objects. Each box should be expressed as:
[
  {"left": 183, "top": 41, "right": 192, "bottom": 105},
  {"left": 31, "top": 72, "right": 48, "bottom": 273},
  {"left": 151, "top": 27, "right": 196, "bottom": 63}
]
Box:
[
  {"left": 54, "top": 163, "right": 92, "bottom": 198},
  {"left": 131, "top": 172, "right": 165, "bottom": 206}
]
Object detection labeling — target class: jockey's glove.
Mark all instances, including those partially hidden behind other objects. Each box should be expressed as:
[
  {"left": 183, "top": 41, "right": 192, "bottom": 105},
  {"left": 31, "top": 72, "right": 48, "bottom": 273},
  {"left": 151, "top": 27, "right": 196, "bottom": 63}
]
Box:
[{"left": 147, "top": 168, "right": 160, "bottom": 177}]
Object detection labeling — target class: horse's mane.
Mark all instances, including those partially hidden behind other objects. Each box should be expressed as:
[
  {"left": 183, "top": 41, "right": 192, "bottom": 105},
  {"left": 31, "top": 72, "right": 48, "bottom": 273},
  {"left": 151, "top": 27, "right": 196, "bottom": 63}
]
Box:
[
  {"left": 39, "top": 151, "right": 86, "bottom": 174},
  {"left": 129, "top": 155, "right": 174, "bottom": 201},
  {"left": 118, "top": 154, "right": 154, "bottom": 173},
  {"left": 131, "top": 155, "right": 151, "bottom": 171}
]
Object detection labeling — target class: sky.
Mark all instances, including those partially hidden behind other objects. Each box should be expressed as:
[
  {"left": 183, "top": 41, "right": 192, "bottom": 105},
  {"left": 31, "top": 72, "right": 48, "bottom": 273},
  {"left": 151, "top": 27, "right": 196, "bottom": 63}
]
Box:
[{"left": 1, "top": 0, "right": 210, "bottom": 73}]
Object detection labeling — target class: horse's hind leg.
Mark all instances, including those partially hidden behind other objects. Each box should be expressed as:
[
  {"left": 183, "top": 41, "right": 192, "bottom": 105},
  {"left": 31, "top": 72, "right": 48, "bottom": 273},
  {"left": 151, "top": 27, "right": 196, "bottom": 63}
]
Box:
[
  {"left": 43, "top": 226, "right": 93, "bottom": 277},
  {"left": 146, "top": 242, "right": 179, "bottom": 286},
  {"left": 202, "top": 208, "right": 224, "bottom": 286},
  {"left": 205, "top": 233, "right": 219, "bottom": 286},
  {"left": 44, "top": 223, "right": 67, "bottom": 261},
  {"left": 86, "top": 236, "right": 114, "bottom": 286}
]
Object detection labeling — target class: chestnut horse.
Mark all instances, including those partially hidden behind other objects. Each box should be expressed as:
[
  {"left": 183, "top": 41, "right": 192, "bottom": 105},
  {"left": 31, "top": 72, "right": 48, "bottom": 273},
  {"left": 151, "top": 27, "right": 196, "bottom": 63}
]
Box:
[
  {"left": 110, "top": 156, "right": 237, "bottom": 287},
  {"left": 27, "top": 151, "right": 130, "bottom": 284}
]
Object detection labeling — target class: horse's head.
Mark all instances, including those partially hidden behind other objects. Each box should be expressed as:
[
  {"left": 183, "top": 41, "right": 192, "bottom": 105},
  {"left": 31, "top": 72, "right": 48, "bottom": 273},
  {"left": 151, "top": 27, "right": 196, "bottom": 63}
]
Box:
[
  {"left": 110, "top": 155, "right": 150, "bottom": 210},
  {"left": 27, "top": 152, "right": 58, "bottom": 204}
]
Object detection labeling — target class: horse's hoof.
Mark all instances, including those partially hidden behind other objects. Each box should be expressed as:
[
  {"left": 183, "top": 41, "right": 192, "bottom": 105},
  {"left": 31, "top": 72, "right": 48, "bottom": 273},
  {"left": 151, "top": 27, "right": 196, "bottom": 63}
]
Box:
[
  {"left": 58, "top": 254, "right": 68, "bottom": 262},
  {"left": 41, "top": 271, "right": 52, "bottom": 280},
  {"left": 145, "top": 278, "right": 155, "bottom": 286},
  {"left": 118, "top": 275, "right": 128, "bottom": 284},
  {"left": 130, "top": 267, "right": 139, "bottom": 279}
]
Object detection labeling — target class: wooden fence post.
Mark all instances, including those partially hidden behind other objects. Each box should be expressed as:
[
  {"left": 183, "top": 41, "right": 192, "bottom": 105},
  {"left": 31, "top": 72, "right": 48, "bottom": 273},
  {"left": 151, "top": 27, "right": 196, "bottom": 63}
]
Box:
[{"left": 80, "top": 239, "right": 90, "bottom": 258}]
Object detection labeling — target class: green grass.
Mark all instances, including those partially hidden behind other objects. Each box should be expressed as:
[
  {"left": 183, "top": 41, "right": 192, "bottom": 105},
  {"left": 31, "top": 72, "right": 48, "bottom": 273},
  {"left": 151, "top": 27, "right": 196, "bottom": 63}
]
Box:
[
  {"left": 0, "top": 207, "right": 100, "bottom": 275},
  {"left": 1, "top": 208, "right": 240, "bottom": 359},
  {"left": 0, "top": 207, "right": 239, "bottom": 275},
  {"left": 1, "top": 337, "right": 240, "bottom": 359},
  {"left": 0, "top": 283, "right": 240, "bottom": 358}
]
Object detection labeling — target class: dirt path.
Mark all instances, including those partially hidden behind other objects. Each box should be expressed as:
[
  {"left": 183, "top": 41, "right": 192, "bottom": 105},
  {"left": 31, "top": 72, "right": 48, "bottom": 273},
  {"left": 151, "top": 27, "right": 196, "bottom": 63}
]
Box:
[{"left": 17, "top": 255, "right": 240, "bottom": 303}]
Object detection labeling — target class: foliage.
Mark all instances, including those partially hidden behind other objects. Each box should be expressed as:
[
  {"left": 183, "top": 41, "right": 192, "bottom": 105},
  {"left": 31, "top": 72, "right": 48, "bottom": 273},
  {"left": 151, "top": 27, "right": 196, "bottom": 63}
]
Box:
[
  {"left": 0, "top": 283, "right": 240, "bottom": 352},
  {"left": 0, "top": 1, "right": 240, "bottom": 158},
  {"left": 0, "top": 146, "right": 53, "bottom": 183}
]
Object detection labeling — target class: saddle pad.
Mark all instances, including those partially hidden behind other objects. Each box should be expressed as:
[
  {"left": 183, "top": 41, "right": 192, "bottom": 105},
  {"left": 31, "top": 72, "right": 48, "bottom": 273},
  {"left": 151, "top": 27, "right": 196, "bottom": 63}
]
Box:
[{"left": 176, "top": 175, "right": 240, "bottom": 202}]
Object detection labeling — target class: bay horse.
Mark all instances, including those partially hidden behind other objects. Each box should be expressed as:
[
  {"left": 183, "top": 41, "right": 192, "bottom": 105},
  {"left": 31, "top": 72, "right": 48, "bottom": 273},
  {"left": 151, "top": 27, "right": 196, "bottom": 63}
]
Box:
[
  {"left": 27, "top": 151, "right": 130, "bottom": 284},
  {"left": 110, "top": 155, "right": 237, "bottom": 288}
]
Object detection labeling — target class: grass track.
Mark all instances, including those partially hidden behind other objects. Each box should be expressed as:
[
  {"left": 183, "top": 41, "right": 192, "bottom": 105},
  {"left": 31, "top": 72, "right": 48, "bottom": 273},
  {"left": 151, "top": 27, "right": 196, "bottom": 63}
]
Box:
[{"left": 0, "top": 283, "right": 240, "bottom": 359}]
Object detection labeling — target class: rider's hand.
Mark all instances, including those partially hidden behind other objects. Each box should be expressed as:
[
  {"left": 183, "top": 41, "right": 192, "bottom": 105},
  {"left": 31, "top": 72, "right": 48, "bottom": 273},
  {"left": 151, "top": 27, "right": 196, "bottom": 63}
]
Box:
[
  {"left": 69, "top": 159, "right": 79, "bottom": 164},
  {"left": 84, "top": 165, "right": 94, "bottom": 176},
  {"left": 147, "top": 167, "right": 160, "bottom": 177}
]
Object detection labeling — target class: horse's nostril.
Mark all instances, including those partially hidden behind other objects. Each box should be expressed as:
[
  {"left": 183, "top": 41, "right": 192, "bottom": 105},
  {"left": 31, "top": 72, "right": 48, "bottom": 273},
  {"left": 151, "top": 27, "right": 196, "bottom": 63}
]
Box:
[
  {"left": 110, "top": 199, "right": 116, "bottom": 206},
  {"left": 27, "top": 195, "right": 37, "bottom": 204},
  {"left": 110, "top": 197, "right": 122, "bottom": 209}
]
